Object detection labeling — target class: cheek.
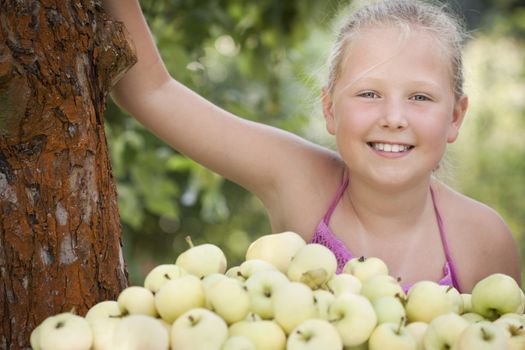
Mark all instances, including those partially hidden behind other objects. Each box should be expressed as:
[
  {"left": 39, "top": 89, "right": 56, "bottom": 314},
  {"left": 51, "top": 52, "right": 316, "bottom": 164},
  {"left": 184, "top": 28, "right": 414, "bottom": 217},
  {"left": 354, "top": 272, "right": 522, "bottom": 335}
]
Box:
[{"left": 333, "top": 102, "right": 375, "bottom": 132}]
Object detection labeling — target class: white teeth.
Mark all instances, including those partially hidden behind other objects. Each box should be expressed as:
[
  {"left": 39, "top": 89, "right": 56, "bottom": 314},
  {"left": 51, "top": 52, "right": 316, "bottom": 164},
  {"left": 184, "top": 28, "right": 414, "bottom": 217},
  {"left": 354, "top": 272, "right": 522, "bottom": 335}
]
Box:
[{"left": 371, "top": 143, "right": 410, "bottom": 153}]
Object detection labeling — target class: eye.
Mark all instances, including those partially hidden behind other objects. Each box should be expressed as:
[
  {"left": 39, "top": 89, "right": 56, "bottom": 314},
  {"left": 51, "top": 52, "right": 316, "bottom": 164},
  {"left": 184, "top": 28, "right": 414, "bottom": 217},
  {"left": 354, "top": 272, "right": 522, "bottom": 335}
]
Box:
[
  {"left": 410, "top": 94, "right": 431, "bottom": 101},
  {"left": 358, "top": 91, "right": 380, "bottom": 99}
]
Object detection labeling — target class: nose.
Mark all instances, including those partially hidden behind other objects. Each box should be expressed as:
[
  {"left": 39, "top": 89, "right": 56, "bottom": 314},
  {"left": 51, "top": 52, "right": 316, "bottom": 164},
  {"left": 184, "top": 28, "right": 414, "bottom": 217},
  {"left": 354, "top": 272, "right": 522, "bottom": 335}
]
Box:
[{"left": 380, "top": 100, "right": 408, "bottom": 130}]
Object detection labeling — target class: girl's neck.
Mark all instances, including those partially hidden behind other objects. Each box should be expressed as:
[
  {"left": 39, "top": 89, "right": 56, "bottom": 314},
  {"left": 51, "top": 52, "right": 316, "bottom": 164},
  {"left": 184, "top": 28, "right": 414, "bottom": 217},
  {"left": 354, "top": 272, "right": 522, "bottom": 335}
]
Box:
[{"left": 344, "top": 175, "right": 433, "bottom": 237}]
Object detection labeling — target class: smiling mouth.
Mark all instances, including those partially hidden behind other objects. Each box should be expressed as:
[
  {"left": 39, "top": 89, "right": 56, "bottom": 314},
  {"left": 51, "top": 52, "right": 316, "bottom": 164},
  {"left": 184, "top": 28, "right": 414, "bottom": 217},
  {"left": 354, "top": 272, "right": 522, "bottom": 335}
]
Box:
[{"left": 367, "top": 142, "right": 414, "bottom": 153}]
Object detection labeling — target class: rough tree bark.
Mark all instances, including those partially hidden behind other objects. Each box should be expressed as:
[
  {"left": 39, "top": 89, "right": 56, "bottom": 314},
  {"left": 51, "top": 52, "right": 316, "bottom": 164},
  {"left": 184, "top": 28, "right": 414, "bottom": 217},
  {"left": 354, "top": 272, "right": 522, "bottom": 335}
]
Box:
[{"left": 0, "top": 0, "right": 136, "bottom": 348}]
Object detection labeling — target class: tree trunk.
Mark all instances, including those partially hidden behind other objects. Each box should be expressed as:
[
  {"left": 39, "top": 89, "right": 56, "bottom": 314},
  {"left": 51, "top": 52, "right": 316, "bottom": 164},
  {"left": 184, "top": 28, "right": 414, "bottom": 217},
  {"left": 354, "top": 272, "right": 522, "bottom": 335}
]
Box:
[{"left": 0, "top": 0, "right": 136, "bottom": 348}]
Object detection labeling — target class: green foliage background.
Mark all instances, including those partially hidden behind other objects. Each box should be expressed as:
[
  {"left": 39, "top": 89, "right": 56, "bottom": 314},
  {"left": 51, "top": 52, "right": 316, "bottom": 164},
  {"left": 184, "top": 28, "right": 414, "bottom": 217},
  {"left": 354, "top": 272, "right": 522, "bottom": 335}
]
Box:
[{"left": 104, "top": 0, "right": 525, "bottom": 285}]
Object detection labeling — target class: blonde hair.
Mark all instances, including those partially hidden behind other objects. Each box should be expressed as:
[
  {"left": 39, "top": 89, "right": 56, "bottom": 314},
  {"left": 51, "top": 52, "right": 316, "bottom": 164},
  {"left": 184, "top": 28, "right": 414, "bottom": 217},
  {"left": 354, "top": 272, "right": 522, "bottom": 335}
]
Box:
[{"left": 325, "top": 0, "right": 468, "bottom": 99}]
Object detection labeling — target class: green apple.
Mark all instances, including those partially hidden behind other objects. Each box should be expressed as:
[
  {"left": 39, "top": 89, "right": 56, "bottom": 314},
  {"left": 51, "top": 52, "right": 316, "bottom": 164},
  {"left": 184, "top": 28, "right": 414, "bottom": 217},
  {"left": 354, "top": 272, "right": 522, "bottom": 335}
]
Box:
[
  {"left": 457, "top": 321, "right": 507, "bottom": 349},
  {"left": 113, "top": 314, "right": 169, "bottom": 350},
  {"left": 286, "top": 319, "right": 343, "bottom": 350},
  {"left": 328, "top": 292, "right": 377, "bottom": 347},
  {"left": 518, "top": 289, "right": 525, "bottom": 314},
  {"left": 405, "top": 321, "right": 428, "bottom": 350},
  {"left": 272, "top": 281, "right": 317, "bottom": 334},
  {"left": 493, "top": 316, "right": 525, "bottom": 350},
  {"left": 423, "top": 312, "right": 469, "bottom": 350},
  {"left": 221, "top": 335, "right": 256, "bottom": 350},
  {"left": 343, "top": 342, "right": 369, "bottom": 350},
  {"left": 312, "top": 289, "right": 335, "bottom": 320},
  {"left": 238, "top": 259, "right": 278, "bottom": 280},
  {"left": 38, "top": 312, "right": 93, "bottom": 350},
  {"left": 461, "top": 293, "right": 472, "bottom": 314},
  {"left": 229, "top": 319, "right": 286, "bottom": 350},
  {"left": 144, "top": 264, "right": 188, "bottom": 293},
  {"left": 245, "top": 231, "right": 306, "bottom": 274},
  {"left": 498, "top": 312, "right": 525, "bottom": 327},
  {"left": 405, "top": 281, "right": 453, "bottom": 323},
  {"left": 89, "top": 317, "right": 121, "bottom": 350},
  {"left": 202, "top": 272, "right": 229, "bottom": 294},
  {"left": 170, "top": 308, "right": 228, "bottom": 350},
  {"left": 117, "top": 286, "right": 158, "bottom": 317},
  {"left": 442, "top": 285, "right": 464, "bottom": 315},
  {"left": 84, "top": 300, "right": 122, "bottom": 350},
  {"left": 155, "top": 274, "right": 204, "bottom": 323},
  {"left": 287, "top": 243, "right": 337, "bottom": 289},
  {"left": 206, "top": 277, "right": 250, "bottom": 324},
  {"left": 30, "top": 323, "right": 42, "bottom": 350},
  {"left": 175, "top": 237, "right": 227, "bottom": 278},
  {"left": 372, "top": 295, "right": 406, "bottom": 325},
  {"left": 325, "top": 273, "right": 362, "bottom": 296},
  {"left": 245, "top": 269, "right": 289, "bottom": 319},
  {"left": 85, "top": 300, "right": 121, "bottom": 322},
  {"left": 368, "top": 322, "right": 416, "bottom": 350},
  {"left": 226, "top": 266, "right": 243, "bottom": 280},
  {"left": 461, "top": 312, "right": 486, "bottom": 323},
  {"left": 343, "top": 256, "right": 389, "bottom": 283},
  {"left": 471, "top": 273, "right": 523, "bottom": 321},
  {"left": 360, "top": 275, "right": 405, "bottom": 303}
]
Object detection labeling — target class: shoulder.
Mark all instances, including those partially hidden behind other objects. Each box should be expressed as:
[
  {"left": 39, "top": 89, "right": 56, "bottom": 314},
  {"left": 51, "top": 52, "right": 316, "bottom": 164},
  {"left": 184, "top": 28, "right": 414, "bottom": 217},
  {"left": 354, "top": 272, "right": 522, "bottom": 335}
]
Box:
[
  {"left": 265, "top": 148, "right": 346, "bottom": 240},
  {"left": 433, "top": 181, "right": 521, "bottom": 292}
]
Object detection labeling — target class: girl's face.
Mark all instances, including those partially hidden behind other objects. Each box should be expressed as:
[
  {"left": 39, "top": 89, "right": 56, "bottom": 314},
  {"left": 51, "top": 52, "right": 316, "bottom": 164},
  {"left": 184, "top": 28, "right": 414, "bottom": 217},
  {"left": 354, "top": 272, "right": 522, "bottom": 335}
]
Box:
[{"left": 323, "top": 25, "right": 468, "bottom": 189}]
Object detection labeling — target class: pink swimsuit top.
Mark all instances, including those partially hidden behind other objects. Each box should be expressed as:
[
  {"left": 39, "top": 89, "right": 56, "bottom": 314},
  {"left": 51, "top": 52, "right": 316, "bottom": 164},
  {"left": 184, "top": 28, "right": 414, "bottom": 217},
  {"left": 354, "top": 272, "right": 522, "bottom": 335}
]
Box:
[{"left": 310, "top": 175, "right": 461, "bottom": 293}]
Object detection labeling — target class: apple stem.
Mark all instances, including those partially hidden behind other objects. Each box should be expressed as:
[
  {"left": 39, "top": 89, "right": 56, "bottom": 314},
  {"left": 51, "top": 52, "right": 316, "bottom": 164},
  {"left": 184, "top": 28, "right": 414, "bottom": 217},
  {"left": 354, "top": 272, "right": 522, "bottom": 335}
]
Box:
[
  {"left": 480, "top": 327, "right": 493, "bottom": 341},
  {"left": 395, "top": 292, "right": 407, "bottom": 306},
  {"left": 185, "top": 235, "right": 194, "bottom": 248},
  {"left": 358, "top": 256, "right": 366, "bottom": 262},
  {"left": 396, "top": 316, "right": 406, "bottom": 335},
  {"left": 510, "top": 325, "right": 524, "bottom": 336}
]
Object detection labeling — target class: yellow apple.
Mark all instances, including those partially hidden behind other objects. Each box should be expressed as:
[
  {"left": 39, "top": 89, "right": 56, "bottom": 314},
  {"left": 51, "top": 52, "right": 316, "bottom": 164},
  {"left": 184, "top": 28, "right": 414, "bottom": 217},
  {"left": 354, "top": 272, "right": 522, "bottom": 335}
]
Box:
[
  {"left": 287, "top": 319, "right": 343, "bottom": 350},
  {"left": 456, "top": 321, "right": 507, "bottom": 349},
  {"left": 405, "top": 321, "right": 428, "bottom": 350},
  {"left": 368, "top": 322, "right": 416, "bottom": 350},
  {"left": 175, "top": 237, "right": 227, "bottom": 278},
  {"left": 245, "top": 269, "right": 289, "bottom": 319},
  {"left": 170, "top": 308, "right": 228, "bottom": 350},
  {"left": 325, "top": 273, "right": 362, "bottom": 296},
  {"left": 85, "top": 300, "right": 121, "bottom": 322},
  {"left": 343, "top": 256, "right": 389, "bottom": 283},
  {"left": 312, "top": 289, "right": 335, "bottom": 320},
  {"left": 360, "top": 275, "right": 405, "bottom": 303},
  {"left": 222, "top": 335, "right": 256, "bottom": 350},
  {"left": 272, "top": 281, "right": 317, "bottom": 334},
  {"left": 423, "top": 312, "right": 469, "bottom": 350},
  {"left": 229, "top": 319, "right": 286, "bottom": 350},
  {"left": 143, "top": 264, "right": 188, "bottom": 293},
  {"left": 471, "top": 273, "right": 523, "bottom": 321},
  {"left": 38, "top": 312, "right": 93, "bottom": 350},
  {"left": 372, "top": 295, "right": 406, "bottom": 325},
  {"left": 493, "top": 316, "right": 525, "bottom": 350},
  {"left": 287, "top": 243, "right": 337, "bottom": 289},
  {"left": 117, "top": 286, "right": 158, "bottom": 317},
  {"left": 405, "top": 281, "right": 454, "bottom": 323},
  {"left": 328, "top": 292, "right": 377, "bottom": 347},
  {"left": 245, "top": 231, "right": 306, "bottom": 274},
  {"left": 113, "top": 314, "right": 169, "bottom": 350},
  {"left": 155, "top": 274, "right": 204, "bottom": 323},
  {"left": 206, "top": 277, "right": 250, "bottom": 324}
]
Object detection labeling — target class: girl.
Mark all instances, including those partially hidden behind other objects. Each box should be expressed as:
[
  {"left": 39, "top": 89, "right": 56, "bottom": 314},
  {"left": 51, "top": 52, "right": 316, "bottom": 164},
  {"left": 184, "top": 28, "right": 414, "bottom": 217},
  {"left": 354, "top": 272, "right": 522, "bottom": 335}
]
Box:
[{"left": 102, "top": 0, "right": 521, "bottom": 292}]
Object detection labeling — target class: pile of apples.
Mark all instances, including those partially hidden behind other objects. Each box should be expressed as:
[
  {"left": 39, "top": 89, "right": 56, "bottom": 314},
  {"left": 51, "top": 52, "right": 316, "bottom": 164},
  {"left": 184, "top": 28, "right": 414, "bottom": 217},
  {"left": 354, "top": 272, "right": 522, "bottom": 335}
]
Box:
[{"left": 30, "top": 231, "right": 525, "bottom": 350}]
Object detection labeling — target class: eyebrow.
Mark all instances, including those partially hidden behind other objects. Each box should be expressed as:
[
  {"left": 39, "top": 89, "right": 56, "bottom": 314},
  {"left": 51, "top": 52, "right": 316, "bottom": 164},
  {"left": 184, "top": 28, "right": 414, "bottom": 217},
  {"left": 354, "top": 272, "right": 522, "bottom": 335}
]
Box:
[{"left": 353, "top": 77, "right": 443, "bottom": 91}]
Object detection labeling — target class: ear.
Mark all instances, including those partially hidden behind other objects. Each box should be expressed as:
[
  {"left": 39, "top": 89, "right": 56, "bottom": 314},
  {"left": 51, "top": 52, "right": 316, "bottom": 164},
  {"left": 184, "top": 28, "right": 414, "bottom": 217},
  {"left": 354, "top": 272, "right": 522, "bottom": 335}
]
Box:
[
  {"left": 447, "top": 95, "right": 468, "bottom": 143},
  {"left": 321, "top": 87, "right": 336, "bottom": 135}
]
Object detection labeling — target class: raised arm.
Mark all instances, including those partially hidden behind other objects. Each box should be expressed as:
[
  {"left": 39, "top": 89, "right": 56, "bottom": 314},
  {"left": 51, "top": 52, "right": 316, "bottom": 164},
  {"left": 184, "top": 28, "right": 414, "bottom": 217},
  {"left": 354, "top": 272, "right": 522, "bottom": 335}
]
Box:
[{"left": 101, "top": 0, "right": 338, "bottom": 211}]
